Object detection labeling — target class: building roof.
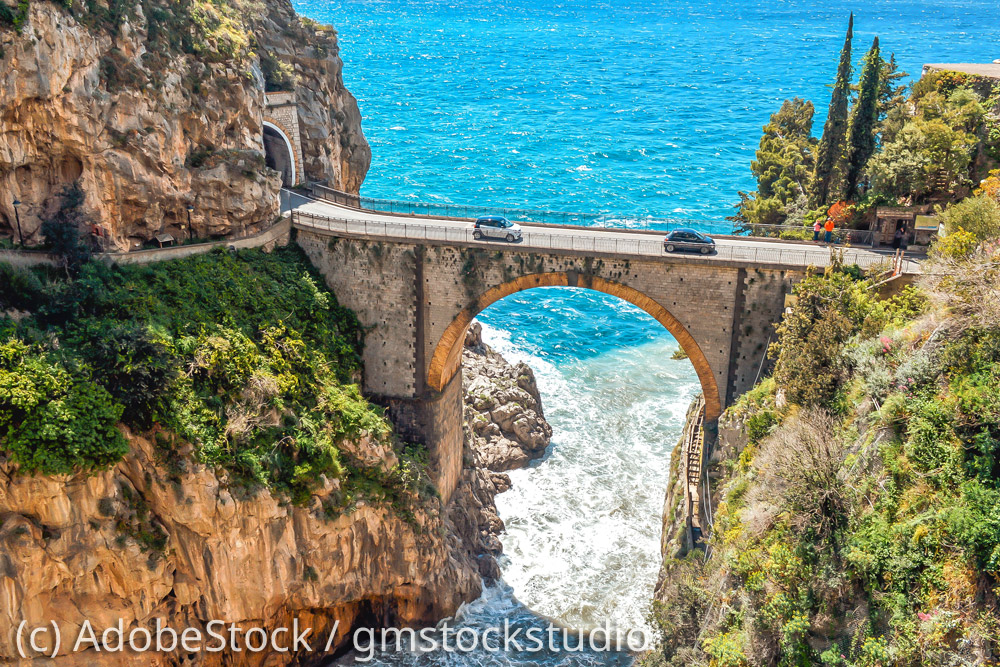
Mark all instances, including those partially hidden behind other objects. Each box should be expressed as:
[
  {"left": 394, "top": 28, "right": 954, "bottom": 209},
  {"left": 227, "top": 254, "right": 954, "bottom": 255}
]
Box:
[{"left": 922, "top": 62, "right": 1000, "bottom": 79}]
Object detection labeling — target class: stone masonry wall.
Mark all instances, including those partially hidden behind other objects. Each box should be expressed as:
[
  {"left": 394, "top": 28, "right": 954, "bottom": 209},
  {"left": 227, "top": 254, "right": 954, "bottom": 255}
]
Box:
[
  {"left": 297, "top": 231, "right": 419, "bottom": 397},
  {"left": 298, "top": 228, "right": 806, "bottom": 503},
  {"left": 297, "top": 231, "right": 465, "bottom": 500},
  {"left": 419, "top": 246, "right": 744, "bottom": 415},
  {"left": 726, "top": 268, "right": 799, "bottom": 402},
  {"left": 264, "top": 92, "right": 306, "bottom": 187}
]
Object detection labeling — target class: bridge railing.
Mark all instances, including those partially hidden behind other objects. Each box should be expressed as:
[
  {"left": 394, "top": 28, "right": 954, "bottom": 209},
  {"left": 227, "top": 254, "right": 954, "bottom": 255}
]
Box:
[
  {"left": 292, "top": 210, "right": 899, "bottom": 271},
  {"left": 732, "top": 223, "right": 877, "bottom": 247},
  {"left": 309, "top": 184, "right": 881, "bottom": 247}
]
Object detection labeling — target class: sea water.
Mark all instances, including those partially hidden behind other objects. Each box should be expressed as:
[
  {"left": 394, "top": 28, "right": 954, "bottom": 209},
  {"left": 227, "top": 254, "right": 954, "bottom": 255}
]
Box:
[{"left": 294, "top": 0, "right": 1000, "bottom": 661}]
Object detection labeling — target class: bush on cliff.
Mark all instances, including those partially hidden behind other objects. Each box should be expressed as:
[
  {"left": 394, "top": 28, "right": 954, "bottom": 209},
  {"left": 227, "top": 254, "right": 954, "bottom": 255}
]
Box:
[
  {"left": 0, "top": 247, "right": 415, "bottom": 509},
  {"left": 651, "top": 242, "right": 1000, "bottom": 665},
  {"left": 769, "top": 265, "right": 924, "bottom": 407},
  {"left": 0, "top": 339, "right": 128, "bottom": 474}
]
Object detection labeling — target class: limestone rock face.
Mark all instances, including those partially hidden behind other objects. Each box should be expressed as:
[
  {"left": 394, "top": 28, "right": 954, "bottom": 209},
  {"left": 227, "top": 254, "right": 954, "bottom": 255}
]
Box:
[
  {"left": 0, "top": 321, "right": 554, "bottom": 664},
  {"left": 0, "top": 432, "right": 480, "bottom": 665},
  {"left": 462, "top": 322, "right": 553, "bottom": 471},
  {"left": 255, "top": 2, "right": 371, "bottom": 194},
  {"left": 450, "top": 321, "right": 554, "bottom": 581},
  {"left": 0, "top": 0, "right": 369, "bottom": 250}
]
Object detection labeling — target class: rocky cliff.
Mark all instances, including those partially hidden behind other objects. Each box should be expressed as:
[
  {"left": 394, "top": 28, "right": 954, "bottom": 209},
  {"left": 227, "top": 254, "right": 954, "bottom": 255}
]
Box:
[
  {"left": 0, "top": 0, "right": 369, "bottom": 250},
  {"left": 0, "top": 430, "right": 480, "bottom": 665},
  {"left": 0, "top": 315, "right": 552, "bottom": 664},
  {"left": 446, "top": 321, "right": 553, "bottom": 582},
  {"left": 461, "top": 322, "right": 552, "bottom": 472}
]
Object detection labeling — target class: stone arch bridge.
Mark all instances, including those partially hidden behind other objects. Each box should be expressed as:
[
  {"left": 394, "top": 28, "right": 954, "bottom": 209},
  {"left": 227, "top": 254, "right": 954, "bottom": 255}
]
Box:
[{"left": 291, "top": 200, "right": 909, "bottom": 502}]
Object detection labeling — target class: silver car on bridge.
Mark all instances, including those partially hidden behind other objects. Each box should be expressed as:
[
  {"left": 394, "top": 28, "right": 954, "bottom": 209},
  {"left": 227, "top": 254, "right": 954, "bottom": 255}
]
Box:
[{"left": 473, "top": 216, "right": 523, "bottom": 242}]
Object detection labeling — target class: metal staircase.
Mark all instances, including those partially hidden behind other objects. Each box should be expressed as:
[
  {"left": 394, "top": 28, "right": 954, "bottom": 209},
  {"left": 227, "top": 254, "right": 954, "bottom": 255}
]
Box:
[{"left": 682, "top": 397, "right": 708, "bottom": 549}]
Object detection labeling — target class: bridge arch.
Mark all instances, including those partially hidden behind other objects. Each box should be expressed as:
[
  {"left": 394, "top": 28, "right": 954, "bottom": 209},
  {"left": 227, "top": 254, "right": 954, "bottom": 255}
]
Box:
[
  {"left": 426, "top": 272, "right": 723, "bottom": 421},
  {"left": 262, "top": 120, "right": 297, "bottom": 187}
]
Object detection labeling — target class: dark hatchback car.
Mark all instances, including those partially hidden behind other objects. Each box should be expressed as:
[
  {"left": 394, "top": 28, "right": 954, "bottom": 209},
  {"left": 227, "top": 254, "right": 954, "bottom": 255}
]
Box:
[{"left": 663, "top": 228, "right": 716, "bottom": 254}]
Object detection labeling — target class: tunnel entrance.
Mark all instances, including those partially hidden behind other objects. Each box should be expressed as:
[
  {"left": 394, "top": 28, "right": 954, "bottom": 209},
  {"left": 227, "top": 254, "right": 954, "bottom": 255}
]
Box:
[{"left": 262, "top": 122, "right": 296, "bottom": 187}]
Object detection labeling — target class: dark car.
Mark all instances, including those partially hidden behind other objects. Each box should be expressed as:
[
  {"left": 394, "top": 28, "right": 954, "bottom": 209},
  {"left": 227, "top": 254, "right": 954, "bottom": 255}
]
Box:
[
  {"left": 474, "top": 216, "right": 523, "bottom": 242},
  {"left": 663, "top": 229, "right": 715, "bottom": 254}
]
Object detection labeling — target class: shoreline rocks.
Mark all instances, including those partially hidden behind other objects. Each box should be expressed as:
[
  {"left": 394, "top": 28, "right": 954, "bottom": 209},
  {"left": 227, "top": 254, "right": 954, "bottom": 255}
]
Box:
[
  {"left": 462, "top": 322, "right": 552, "bottom": 472},
  {"left": 446, "top": 321, "right": 553, "bottom": 582}
]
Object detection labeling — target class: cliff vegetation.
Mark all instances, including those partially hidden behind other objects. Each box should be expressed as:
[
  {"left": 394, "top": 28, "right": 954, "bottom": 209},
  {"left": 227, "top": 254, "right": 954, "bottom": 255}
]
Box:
[
  {"left": 0, "top": 247, "right": 429, "bottom": 511},
  {"left": 0, "top": 248, "right": 492, "bottom": 664},
  {"left": 652, "top": 177, "right": 1000, "bottom": 666}
]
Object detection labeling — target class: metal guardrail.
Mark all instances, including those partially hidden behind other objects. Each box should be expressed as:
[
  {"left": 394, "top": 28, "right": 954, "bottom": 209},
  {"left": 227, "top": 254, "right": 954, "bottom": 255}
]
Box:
[
  {"left": 292, "top": 209, "right": 898, "bottom": 271},
  {"left": 310, "top": 183, "right": 879, "bottom": 246},
  {"left": 733, "top": 223, "right": 877, "bottom": 247}
]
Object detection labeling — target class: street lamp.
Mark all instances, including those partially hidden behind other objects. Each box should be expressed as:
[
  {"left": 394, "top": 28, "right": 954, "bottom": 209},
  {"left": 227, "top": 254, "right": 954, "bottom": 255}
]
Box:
[
  {"left": 185, "top": 204, "right": 194, "bottom": 241},
  {"left": 11, "top": 199, "right": 24, "bottom": 247}
]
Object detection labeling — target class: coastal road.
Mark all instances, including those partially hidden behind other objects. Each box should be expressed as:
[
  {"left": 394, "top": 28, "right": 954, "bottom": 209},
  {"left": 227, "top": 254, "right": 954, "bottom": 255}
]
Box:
[{"left": 288, "top": 194, "right": 920, "bottom": 273}]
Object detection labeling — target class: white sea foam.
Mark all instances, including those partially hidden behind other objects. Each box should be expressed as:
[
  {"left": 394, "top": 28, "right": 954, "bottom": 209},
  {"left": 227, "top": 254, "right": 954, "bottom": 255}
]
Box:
[{"left": 479, "top": 324, "right": 698, "bottom": 634}]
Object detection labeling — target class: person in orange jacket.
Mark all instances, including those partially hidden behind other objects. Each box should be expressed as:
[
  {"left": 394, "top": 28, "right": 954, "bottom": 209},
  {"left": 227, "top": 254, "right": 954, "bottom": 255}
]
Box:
[{"left": 824, "top": 217, "right": 835, "bottom": 244}]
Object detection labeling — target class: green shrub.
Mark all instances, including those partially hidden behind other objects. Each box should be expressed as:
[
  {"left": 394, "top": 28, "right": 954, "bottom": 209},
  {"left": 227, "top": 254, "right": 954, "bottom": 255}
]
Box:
[
  {"left": 260, "top": 51, "right": 297, "bottom": 92},
  {"left": 930, "top": 228, "right": 979, "bottom": 259},
  {"left": 0, "top": 339, "right": 128, "bottom": 473},
  {"left": 0, "top": 263, "right": 48, "bottom": 311},
  {"left": 68, "top": 320, "right": 178, "bottom": 428},
  {"left": 938, "top": 194, "right": 1000, "bottom": 241},
  {"left": 0, "top": 247, "right": 390, "bottom": 508}
]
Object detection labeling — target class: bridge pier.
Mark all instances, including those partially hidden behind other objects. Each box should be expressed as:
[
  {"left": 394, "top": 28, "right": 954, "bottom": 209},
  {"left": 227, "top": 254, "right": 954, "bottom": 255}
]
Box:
[
  {"left": 376, "top": 373, "right": 465, "bottom": 504},
  {"left": 295, "top": 224, "right": 802, "bottom": 503}
]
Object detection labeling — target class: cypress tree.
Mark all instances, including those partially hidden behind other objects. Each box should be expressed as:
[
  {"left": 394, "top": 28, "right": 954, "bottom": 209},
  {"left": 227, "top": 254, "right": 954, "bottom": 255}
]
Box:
[
  {"left": 845, "top": 36, "right": 881, "bottom": 199},
  {"left": 812, "top": 13, "right": 854, "bottom": 207}
]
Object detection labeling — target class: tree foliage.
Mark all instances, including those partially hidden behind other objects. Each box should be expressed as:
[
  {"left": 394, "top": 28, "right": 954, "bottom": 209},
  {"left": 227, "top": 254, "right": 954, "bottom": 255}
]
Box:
[
  {"left": 734, "top": 24, "right": 994, "bottom": 226},
  {"left": 41, "top": 183, "right": 92, "bottom": 277},
  {"left": 737, "top": 98, "right": 818, "bottom": 226},
  {"left": 770, "top": 268, "right": 923, "bottom": 407},
  {"left": 845, "top": 37, "right": 881, "bottom": 199},
  {"left": 811, "top": 13, "right": 853, "bottom": 207},
  {"left": 0, "top": 339, "right": 128, "bottom": 474},
  {"left": 868, "top": 88, "right": 984, "bottom": 201},
  {"left": 938, "top": 193, "right": 1000, "bottom": 241}
]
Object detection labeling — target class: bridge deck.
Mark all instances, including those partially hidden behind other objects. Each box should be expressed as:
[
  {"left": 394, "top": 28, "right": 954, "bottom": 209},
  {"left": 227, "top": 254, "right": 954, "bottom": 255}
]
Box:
[{"left": 291, "top": 197, "right": 921, "bottom": 274}]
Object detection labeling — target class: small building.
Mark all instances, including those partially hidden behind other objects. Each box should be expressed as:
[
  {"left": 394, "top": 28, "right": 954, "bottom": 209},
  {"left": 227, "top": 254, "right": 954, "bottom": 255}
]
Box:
[
  {"left": 922, "top": 62, "right": 1000, "bottom": 81},
  {"left": 873, "top": 206, "right": 938, "bottom": 249}
]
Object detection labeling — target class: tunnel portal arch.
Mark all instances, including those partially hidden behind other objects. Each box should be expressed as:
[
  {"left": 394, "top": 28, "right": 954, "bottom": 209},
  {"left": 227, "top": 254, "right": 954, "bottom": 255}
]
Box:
[{"left": 262, "top": 121, "right": 297, "bottom": 187}]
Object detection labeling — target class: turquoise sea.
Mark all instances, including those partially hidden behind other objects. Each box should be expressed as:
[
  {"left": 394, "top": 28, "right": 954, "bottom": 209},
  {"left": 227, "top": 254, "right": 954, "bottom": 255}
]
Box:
[{"left": 293, "top": 0, "right": 1000, "bottom": 662}]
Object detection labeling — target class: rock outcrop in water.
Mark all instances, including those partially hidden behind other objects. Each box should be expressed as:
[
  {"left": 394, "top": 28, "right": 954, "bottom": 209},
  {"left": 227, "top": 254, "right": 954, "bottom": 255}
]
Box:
[
  {"left": 0, "top": 0, "right": 369, "bottom": 250},
  {"left": 462, "top": 322, "right": 552, "bottom": 471},
  {"left": 449, "top": 322, "right": 553, "bottom": 581}
]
